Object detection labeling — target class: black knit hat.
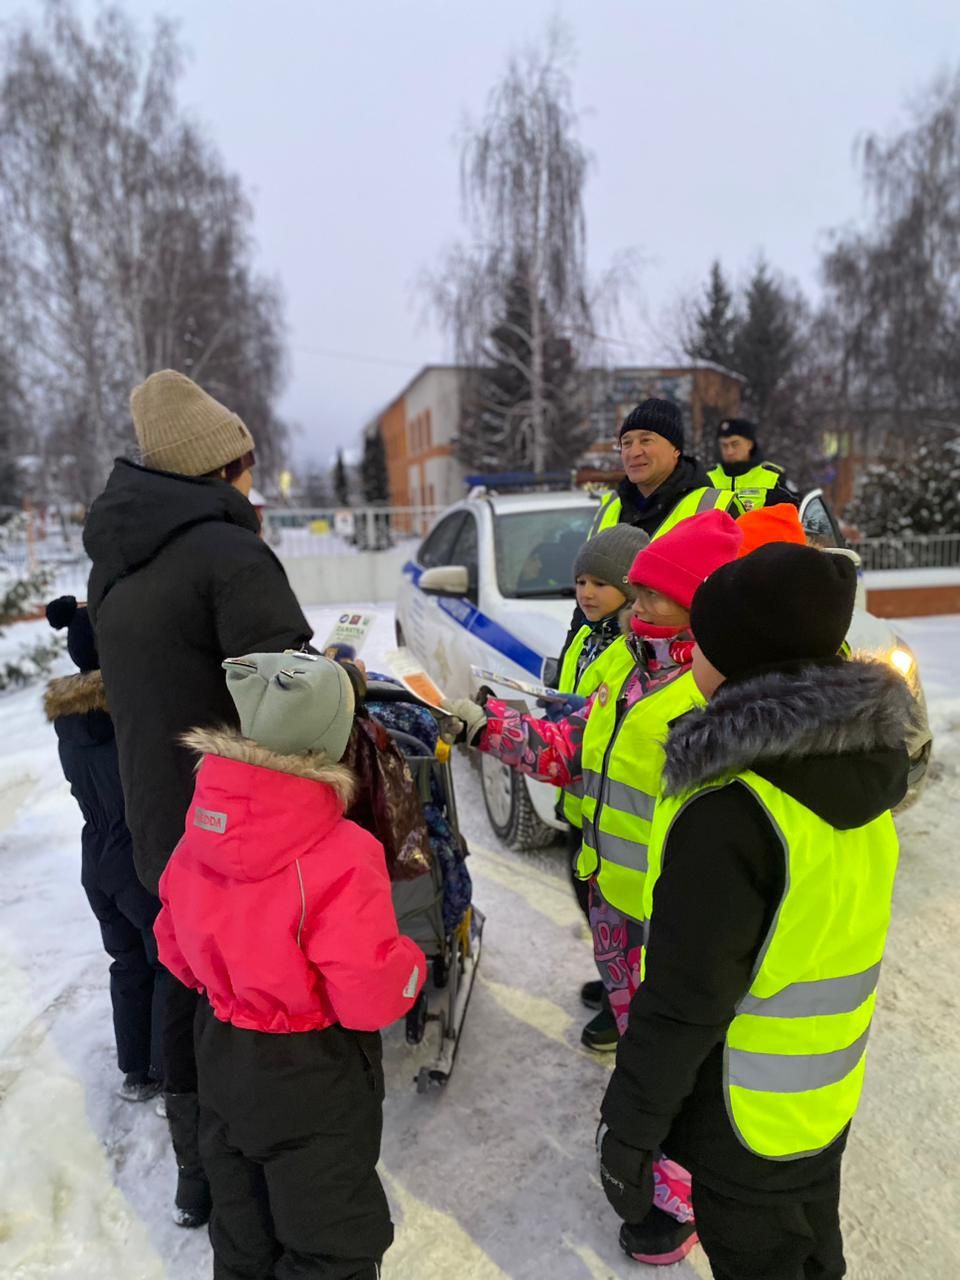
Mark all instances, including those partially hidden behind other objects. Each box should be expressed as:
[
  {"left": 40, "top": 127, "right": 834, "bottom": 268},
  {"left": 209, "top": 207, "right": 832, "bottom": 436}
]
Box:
[
  {"left": 618, "top": 398, "right": 684, "bottom": 452},
  {"left": 46, "top": 596, "right": 99, "bottom": 673},
  {"left": 691, "top": 544, "right": 856, "bottom": 680},
  {"left": 717, "top": 417, "right": 758, "bottom": 444}
]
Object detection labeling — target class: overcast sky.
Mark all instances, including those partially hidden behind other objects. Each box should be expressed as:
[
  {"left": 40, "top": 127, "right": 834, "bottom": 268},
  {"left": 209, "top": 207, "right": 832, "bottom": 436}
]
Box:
[{"left": 11, "top": 0, "right": 960, "bottom": 467}]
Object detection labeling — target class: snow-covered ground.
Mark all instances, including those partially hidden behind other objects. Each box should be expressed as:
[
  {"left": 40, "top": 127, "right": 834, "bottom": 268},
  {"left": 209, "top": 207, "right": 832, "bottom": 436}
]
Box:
[{"left": 0, "top": 607, "right": 958, "bottom": 1279}]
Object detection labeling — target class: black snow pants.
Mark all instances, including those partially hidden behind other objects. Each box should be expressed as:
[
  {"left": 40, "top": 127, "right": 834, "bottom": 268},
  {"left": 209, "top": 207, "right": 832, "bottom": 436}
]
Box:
[
  {"left": 194, "top": 999, "right": 393, "bottom": 1280},
  {"left": 693, "top": 1176, "right": 846, "bottom": 1280},
  {"left": 83, "top": 876, "right": 166, "bottom": 1076}
]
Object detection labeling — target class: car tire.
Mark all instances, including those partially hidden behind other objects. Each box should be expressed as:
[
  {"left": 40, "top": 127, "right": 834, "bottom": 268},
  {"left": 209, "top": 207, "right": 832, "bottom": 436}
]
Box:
[{"left": 480, "top": 755, "right": 556, "bottom": 850}]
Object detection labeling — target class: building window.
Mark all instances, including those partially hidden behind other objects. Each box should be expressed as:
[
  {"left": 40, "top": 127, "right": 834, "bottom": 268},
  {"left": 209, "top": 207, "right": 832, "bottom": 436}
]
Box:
[{"left": 424, "top": 409, "right": 432, "bottom": 450}]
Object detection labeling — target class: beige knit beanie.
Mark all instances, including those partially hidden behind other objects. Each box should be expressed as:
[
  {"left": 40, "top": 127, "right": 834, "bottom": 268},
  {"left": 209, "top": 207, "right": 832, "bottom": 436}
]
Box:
[{"left": 130, "top": 370, "right": 256, "bottom": 477}]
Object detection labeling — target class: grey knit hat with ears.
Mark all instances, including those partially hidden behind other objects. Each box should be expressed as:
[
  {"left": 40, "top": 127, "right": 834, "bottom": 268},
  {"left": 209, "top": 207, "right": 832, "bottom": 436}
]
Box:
[
  {"left": 223, "top": 652, "right": 355, "bottom": 761},
  {"left": 573, "top": 525, "right": 650, "bottom": 593}
]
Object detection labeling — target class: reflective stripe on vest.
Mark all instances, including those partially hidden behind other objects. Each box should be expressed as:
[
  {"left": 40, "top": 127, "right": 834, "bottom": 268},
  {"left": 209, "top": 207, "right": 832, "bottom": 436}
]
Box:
[
  {"left": 589, "top": 486, "right": 739, "bottom": 541},
  {"left": 560, "top": 636, "right": 634, "bottom": 829},
  {"left": 643, "top": 773, "right": 899, "bottom": 1160},
  {"left": 707, "top": 464, "right": 782, "bottom": 512},
  {"left": 576, "top": 669, "right": 705, "bottom": 917}
]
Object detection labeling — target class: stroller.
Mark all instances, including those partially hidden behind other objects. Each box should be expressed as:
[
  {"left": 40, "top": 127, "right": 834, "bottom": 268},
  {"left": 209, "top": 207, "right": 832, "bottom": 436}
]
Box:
[{"left": 365, "top": 678, "right": 485, "bottom": 1094}]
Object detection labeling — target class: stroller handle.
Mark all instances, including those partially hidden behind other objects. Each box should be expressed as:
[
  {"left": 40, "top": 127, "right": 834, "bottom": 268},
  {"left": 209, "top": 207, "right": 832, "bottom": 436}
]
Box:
[{"left": 365, "top": 679, "right": 443, "bottom": 717}]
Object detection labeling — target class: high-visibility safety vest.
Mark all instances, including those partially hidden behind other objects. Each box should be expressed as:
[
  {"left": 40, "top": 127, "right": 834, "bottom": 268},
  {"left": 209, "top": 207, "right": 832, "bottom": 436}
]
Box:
[
  {"left": 707, "top": 463, "right": 784, "bottom": 512},
  {"left": 589, "top": 486, "right": 740, "bottom": 540},
  {"left": 575, "top": 669, "right": 705, "bottom": 912},
  {"left": 643, "top": 772, "right": 899, "bottom": 1160},
  {"left": 557, "top": 633, "right": 635, "bottom": 829}
]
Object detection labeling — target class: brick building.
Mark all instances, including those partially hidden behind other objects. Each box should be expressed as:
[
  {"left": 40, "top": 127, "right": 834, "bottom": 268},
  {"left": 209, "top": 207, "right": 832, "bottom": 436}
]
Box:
[{"left": 367, "top": 362, "right": 745, "bottom": 506}]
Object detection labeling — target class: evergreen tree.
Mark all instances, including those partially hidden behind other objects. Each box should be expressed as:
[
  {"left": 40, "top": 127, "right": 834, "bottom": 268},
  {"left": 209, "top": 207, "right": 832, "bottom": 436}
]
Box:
[
  {"left": 332, "top": 450, "right": 350, "bottom": 507},
  {"left": 459, "top": 259, "right": 587, "bottom": 473},
  {"left": 685, "top": 260, "right": 737, "bottom": 369},
  {"left": 734, "top": 261, "right": 802, "bottom": 418},
  {"left": 301, "top": 465, "right": 331, "bottom": 508},
  {"left": 360, "top": 427, "right": 390, "bottom": 502},
  {"left": 846, "top": 432, "right": 960, "bottom": 539}
]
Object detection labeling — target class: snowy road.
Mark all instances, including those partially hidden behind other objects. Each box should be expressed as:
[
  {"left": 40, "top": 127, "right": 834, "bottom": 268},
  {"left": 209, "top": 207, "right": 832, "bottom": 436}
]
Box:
[{"left": 0, "top": 608, "right": 958, "bottom": 1279}]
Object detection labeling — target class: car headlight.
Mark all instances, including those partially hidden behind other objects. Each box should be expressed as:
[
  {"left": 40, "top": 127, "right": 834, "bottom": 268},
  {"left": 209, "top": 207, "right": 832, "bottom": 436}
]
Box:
[{"left": 889, "top": 645, "right": 915, "bottom": 678}]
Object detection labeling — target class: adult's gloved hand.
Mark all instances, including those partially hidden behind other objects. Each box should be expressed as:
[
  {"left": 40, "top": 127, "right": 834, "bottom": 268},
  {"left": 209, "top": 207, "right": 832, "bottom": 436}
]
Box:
[
  {"left": 438, "top": 697, "right": 488, "bottom": 747},
  {"left": 537, "top": 692, "right": 587, "bottom": 722},
  {"left": 596, "top": 1123, "right": 654, "bottom": 1224}
]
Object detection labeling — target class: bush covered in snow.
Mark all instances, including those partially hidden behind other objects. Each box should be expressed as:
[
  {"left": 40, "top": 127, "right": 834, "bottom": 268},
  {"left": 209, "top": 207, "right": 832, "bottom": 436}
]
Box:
[
  {"left": 0, "top": 516, "right": 61, "bottom": 690},
  {"left": 846, "top": 435, "right": 960, "bottom": 540}
]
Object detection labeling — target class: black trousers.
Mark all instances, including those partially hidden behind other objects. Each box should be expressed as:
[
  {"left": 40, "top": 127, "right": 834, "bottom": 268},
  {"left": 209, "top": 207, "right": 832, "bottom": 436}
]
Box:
[
  {"left": 693, "top": 1179, "right": 846, "bottom": 1280},
  {"left": 83, "top": 877, "right": 166, "bottom": 1076},
  {"left": 164, "top": 973, "right": 201, "bottom": 1093},
  {"left": 195, "top": 1000, "right": 393, "bottom": 1280}
]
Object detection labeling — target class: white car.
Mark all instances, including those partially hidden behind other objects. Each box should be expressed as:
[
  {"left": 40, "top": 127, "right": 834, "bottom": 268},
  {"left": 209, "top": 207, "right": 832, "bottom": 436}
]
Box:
[{"left": 395, "top": 488, "right": 932, "bottom": 848}]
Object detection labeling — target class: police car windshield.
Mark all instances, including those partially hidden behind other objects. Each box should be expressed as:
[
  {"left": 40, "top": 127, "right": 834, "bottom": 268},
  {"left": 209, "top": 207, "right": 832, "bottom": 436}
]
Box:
[{"left": 494, "top": 508, "right": 594, "bottom": 599}]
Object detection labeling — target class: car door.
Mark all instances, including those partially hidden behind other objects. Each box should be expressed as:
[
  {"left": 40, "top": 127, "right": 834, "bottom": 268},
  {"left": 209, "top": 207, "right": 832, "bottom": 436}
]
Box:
[
  {"left": 398, "top": 510, "right": 467, "bottom": 669},
  {"left": 434, "top": 511, "right": 482, "bottom": 697}
]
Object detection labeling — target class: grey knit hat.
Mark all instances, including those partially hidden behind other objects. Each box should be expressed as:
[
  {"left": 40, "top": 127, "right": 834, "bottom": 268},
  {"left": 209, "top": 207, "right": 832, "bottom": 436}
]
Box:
[
  {"left": 573, "top": 525, "right": 650, "bottom": 592},
  {"left": 223, "top": 652, "right": 355, "bottom": 761},
  {"left": 131, "top": 370, "right": 256, "bottom": 476}
]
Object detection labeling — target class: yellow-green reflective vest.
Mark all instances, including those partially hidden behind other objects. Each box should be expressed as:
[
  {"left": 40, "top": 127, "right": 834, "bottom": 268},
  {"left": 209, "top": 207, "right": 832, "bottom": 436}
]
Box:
[
  {"left": 558, "top": 634, "right": 635, "bottom": 829},
  {"left": 706, "top": 463, "right": 784, "bottom": 512},
  {"left": 643, "top": 772, "right": 899, "bottom": 1161},
  {"left": 575, "top": 669, "right": 705, "bottom": 913},
  {"left": 589, "top": 486, "right": 740, "bottom": 540}
]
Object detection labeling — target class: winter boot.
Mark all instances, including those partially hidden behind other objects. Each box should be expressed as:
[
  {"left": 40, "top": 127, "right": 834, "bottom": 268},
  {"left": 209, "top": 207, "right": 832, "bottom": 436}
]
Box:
[
  {"left": 580, "top": 980, "right": 604, "bottom": 1010},
  {"left": 581, "top": 1005, "right": 618, "bottom": 1051},
  {"left": 164, "top": 1092, "right": 212, "bottom": 1229},
  {"left": 118, "top": 1071, "right": 162, "bottom": 1104},
  {"left": 619, "top": 1206, "right": 698, "bottom": 1265}
]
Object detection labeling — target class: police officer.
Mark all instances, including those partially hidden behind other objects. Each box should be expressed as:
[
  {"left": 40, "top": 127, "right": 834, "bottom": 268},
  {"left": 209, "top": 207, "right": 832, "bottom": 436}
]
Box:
[
  {"left": 708, "top": 418, "right": 795, "bottom": 511},
  {"left": 590, "top": 398, "right": 741, "bottom": 540}
]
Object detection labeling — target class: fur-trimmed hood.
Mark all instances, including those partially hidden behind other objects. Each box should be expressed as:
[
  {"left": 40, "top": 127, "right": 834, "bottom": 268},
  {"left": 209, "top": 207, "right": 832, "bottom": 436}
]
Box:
[
  {"left": 183, "top": 725, "right": 356, "bottom": 809},
  {"left": 663, "top": 659, "right": 921, "bottom": 827},
  {"left": 44, "top": 669, "right": 109, "bottom": 721}
]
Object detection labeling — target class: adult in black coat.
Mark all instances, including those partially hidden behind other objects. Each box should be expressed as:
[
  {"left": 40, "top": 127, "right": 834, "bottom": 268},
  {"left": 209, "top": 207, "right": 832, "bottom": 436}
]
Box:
[
  {"left": 45, "top": 597, "right": 165, "bottom": 1103},
  {"left": 83, "top": 369, "right": 313, "bottom": 1229}
]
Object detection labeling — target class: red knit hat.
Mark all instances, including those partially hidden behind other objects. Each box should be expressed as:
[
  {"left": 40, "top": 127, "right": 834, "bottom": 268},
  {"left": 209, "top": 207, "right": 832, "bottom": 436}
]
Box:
[
  {"left": 736, "top": 504, "right": 805, "bottom": 558},
  {"left": 627, "top": 509, "right": 743, "bottom": 608}
]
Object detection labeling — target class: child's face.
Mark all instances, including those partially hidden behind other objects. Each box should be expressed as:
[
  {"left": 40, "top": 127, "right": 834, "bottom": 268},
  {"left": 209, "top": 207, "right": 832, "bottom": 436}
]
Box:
[
  {"left": 576, "top": 574, "right": 627, "bottom": 622},
  {"left": 631, "top": 585, "right": 691, "bottom": 631}
]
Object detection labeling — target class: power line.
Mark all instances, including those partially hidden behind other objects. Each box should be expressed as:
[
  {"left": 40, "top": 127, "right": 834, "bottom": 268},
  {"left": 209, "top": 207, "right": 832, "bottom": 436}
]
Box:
[{"left": 288, "top": 342, "right": 424, "bottom": 370}]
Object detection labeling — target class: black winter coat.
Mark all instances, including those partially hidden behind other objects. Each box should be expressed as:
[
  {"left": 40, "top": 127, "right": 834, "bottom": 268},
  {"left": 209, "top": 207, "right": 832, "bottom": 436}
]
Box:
[
  {"left": 45, "top": 670, "right": 137, "bottom": 898},
  {"left": 84, "top": 460, "right": 313, "bottom": 894},
  {"left": 601, "top": 660, "right": 915, "bottom": 1202}
]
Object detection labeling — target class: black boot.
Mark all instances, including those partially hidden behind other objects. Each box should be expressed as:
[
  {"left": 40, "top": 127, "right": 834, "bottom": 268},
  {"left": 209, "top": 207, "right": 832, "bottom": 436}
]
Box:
[{"left": 165, "top": 1092, "right": 212, "bottom": 1228}]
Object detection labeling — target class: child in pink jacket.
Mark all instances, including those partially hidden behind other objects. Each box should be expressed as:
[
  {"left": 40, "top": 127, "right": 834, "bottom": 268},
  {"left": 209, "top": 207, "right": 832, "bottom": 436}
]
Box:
[{"left": 156, "top": 651, "right": 424, "bottom": 1280}]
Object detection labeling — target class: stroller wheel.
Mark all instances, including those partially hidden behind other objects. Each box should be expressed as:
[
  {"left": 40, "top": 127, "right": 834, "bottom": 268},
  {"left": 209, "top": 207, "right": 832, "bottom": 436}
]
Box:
[
  {"left": 405, "top": 990, "right": 429, "bottom": 1045},
  {"left": 433, "top": 953, "right": 449, "bottom": 990}
]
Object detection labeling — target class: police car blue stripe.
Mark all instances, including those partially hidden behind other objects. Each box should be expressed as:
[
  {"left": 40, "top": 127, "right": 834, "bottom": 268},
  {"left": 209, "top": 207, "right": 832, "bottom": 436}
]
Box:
[{"left": 402, "top": 560, "right": 544, "bottom": 678}]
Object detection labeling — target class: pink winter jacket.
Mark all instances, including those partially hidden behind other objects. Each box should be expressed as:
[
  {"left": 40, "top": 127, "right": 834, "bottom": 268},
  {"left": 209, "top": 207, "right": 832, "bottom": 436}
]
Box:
[{"left": 155, "top": 727, "right": 425, "bottom": 1034}]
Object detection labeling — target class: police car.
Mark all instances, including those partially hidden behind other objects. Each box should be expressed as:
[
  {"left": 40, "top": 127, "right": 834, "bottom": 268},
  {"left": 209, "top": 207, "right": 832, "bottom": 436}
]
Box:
[{"left": 395, "top": 487, "right": 932, "bottom": 848}]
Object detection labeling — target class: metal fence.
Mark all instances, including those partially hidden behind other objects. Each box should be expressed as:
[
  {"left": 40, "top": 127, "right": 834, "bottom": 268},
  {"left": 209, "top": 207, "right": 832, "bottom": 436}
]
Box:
[
  {"left": 261, "top": 505, "right": 443, "bottom": 558},
  {"left": 857, "top": 533, "right": 960, "bottom": 571}
]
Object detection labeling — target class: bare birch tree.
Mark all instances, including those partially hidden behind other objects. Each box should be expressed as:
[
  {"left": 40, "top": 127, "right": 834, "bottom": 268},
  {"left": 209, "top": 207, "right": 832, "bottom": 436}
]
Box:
[
  {"left": 426, "top": 25, "right": 613, "bottom": 475},
  {"left": 0, "top": 1, "right": 288, "bottom": 502}
]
